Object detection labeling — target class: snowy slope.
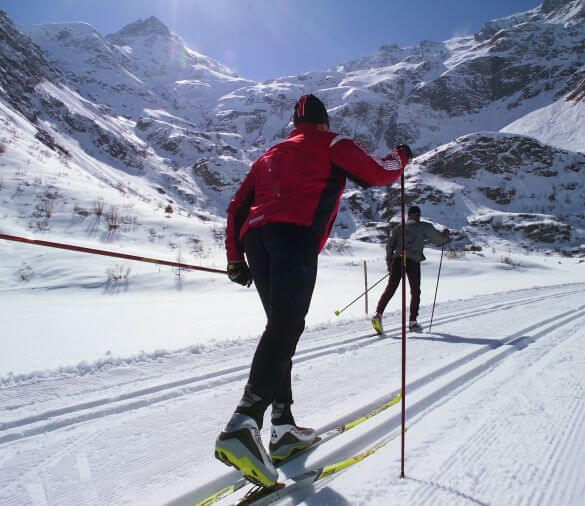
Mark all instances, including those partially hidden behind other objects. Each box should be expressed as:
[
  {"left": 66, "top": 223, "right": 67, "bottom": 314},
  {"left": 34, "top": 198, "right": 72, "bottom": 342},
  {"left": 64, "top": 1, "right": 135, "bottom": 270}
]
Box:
[
  {"left": 21, "top": 17, "right": 253, "bottom": 124},
  {"left": 400, "top": 131, "right": 585, "bottom": 254},
  {"left": 1, "top": 262, "right": 585, "bottom": 505},
  {"left": 502, "top": 71, "right": 585, "bottom": 152}
]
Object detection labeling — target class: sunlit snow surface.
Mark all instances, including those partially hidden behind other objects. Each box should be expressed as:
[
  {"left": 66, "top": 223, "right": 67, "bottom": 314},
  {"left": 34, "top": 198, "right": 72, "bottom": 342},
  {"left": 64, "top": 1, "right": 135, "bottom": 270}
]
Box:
[{"left": 1, "top": 233, "right": 584, "bottom": 505}]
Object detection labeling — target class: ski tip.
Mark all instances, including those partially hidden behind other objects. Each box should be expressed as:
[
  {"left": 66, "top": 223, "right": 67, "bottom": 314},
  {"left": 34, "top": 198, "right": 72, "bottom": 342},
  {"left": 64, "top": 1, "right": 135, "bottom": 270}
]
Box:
[{"left": 334, "top": 310, "right": 340, "bottom": 316}]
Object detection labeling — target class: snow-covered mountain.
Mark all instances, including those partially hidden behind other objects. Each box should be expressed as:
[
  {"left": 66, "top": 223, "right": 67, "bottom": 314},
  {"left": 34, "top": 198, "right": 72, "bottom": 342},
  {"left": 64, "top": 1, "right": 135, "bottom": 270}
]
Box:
[
  {"left": 502, "top": 71, "right": 585, "bottom": 151},
  {"left": 401, "top": 132, "right": 585, "bottom": 254},
  {"left": 1, "top": 0, "right": 584, "bottom": 256},
  {"left": 22, "top": 16, "right": 252, "bottom": 123}
]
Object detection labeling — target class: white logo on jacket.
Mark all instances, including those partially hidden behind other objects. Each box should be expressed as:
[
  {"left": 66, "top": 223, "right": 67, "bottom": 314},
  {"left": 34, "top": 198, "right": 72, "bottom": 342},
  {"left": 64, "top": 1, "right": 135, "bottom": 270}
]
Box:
[{"left": 248, "top": 215, "right": 264, "bottom": 225}]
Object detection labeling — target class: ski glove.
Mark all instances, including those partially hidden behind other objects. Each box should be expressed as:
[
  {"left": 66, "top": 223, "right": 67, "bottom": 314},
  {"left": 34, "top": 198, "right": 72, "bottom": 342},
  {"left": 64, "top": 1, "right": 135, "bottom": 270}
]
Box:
[
  {"left": 395, "top": 144, "right": 413, "bottom": 163},
  {"left": 227, "top": 261, "right": 252, "bottom": 287},
  {"left": 442, "top": 228, "right": 452, "bottom": 243}
]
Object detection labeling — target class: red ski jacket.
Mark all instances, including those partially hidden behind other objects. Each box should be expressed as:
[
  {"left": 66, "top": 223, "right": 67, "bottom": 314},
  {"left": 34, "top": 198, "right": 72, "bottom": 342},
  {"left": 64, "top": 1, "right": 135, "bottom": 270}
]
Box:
[{"left": 225, "top": 124, "right": 407, "bottom": 262}]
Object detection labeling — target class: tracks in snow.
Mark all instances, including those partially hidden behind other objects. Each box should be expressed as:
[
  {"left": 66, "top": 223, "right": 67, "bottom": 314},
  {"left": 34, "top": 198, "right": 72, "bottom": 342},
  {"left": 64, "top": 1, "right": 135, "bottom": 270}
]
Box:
[
  {"left": 304, "top": 302, "right": 585, "bottom": 468},
  {"left": 227, "top": 303, "right": 585, "bottom": 506},
  {"left": 1, "top": 285, "right": 584, "bottom": 447},
  {"left": 171, "top": 285, "right": 585, "bottom": 505}
]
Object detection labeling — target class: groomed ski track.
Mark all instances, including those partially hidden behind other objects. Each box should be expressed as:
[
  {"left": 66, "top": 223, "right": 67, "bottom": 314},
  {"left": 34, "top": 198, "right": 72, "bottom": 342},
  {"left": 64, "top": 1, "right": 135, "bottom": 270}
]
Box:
[{"left": 1, "top": 282, "right": 585, "bottom": 505}]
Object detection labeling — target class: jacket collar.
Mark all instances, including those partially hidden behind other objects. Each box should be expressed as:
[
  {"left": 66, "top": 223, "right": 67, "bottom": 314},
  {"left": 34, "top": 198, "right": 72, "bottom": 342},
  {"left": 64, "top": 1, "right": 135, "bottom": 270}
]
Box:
[{"left": 289, "top": 123, "right": 324, "bottom": 137}]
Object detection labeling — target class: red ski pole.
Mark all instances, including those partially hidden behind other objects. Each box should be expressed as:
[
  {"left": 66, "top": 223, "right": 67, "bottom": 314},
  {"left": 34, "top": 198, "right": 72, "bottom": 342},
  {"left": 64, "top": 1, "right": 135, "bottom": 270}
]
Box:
[
  {"left": 0, "top": 233, "right": 227, "bottom": 275},
  {"left": 400, "top": 172, "right": 407, "bottom": 478}
]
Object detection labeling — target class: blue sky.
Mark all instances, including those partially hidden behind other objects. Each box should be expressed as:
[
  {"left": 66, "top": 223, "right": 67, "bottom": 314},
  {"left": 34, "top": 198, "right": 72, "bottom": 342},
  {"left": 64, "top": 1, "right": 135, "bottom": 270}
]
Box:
[{"left": 1, "top": 0, "right": 540, "bottom": 81}]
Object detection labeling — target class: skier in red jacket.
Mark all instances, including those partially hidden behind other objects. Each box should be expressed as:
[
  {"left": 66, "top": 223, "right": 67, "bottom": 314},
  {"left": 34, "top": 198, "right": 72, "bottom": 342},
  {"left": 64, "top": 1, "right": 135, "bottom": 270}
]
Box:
[{"left": 215, "top": 94, "right": 412, "bottom": 486}]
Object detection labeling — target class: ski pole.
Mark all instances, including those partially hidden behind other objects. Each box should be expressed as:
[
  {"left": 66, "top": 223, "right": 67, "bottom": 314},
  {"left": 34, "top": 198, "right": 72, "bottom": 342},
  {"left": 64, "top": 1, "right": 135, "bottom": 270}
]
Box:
[
  {"left": 334, "top": 272, "right": 389, "bottom": 316},
  {"left": 0, "top": 233, "right": 227, "bottom": 275},
  {"left": 399, "top": 171, "right": 407, "bottom": 479},
  {"left": 428, "top": 243, "right": 445, "bottom": 333}
]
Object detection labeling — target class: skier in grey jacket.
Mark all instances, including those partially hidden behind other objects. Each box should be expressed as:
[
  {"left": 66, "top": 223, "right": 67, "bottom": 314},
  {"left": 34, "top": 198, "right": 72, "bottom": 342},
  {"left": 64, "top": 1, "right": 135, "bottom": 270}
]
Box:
[{"left": 372, "top": 205, "right": 450, "bottom": 334}]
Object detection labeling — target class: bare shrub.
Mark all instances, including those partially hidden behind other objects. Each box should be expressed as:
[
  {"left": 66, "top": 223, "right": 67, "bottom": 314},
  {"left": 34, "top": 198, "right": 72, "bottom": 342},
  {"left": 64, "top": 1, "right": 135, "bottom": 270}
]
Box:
[
  {"left": 73, "top": 202, "right": 89, "bottom": 217},
  {"left": 212, "top": 225, "right": 225, "bottom": 247},
  {"left": 43, "top": 187, "right": 61, "bottom": 200},
  {"left": 0, "top": 174, "right": 4, "bottom": 191},
  {"left": 36, "top": 219, "right": 50, "bottom": 231},
  {"left": 325, "top": 238, "right": 351, "bottom": 255},
  {"left": 0, "top": 142, "right": 5, "bottom": 154},
  {"left": 36, "top": 198, "right": 54, "bottom": 218},
  {"left": 105, "top": 265, "right": 131, "bottom": 283},
  {"left": 106, "top": 205, "right": 120, "bottom": 231},
  {"left": 175, "top": 248, "right": 183, "bottom": 276},
  {"left": 500, "top": 256, "right": 523, "bottom": 269},
  {"left": 121, "top": 214, "right": 140, "bottom": 226},
  {"left": 446, "top": 248, "right": 466, "bottom": 260},
  {"left": 165, "top": 204, "right": 174, "bottom": 214},
  {"left": 174, "top": 249, "right": 185, "bottom": 289},
  {"left": 16, "top": 264, "right": 34, "bottom": 282},
  {"left": 115, "top": 182, "right": 126, "bottom": 195},
  {"left": 92, "top": 197, "right": 105, "bottom": 217},
  {"left": 189, "top": 236, "right": 204, "bottom": 256}
]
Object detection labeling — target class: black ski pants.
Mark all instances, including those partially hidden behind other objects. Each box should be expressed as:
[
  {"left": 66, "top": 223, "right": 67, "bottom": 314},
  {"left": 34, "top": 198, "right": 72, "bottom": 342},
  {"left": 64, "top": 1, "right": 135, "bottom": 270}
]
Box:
[
  {"left": 243, "top": 222, "right": 318, "bottom": 415},
  {"left": 376, "top": 256, "right": 421, "bottom": 321}
]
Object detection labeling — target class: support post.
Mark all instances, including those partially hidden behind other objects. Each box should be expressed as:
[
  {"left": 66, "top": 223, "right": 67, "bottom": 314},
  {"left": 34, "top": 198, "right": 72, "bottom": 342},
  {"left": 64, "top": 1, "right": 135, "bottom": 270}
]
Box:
[{"left": 363, "top": 260, "right": 368, "bottom": 314}]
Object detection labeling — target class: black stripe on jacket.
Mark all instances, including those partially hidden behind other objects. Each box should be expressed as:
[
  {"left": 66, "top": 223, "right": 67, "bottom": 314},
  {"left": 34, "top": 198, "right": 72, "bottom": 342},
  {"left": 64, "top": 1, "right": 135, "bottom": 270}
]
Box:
[{"left": 310, "top": 165, "right": 342, "bottom": 239}]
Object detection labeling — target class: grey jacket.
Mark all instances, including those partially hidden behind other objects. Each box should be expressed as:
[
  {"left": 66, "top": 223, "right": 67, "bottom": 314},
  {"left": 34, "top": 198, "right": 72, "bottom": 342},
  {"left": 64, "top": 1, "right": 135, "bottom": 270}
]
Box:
[{"left": 386, "top": 219, "right": 450, "bottom": 265}]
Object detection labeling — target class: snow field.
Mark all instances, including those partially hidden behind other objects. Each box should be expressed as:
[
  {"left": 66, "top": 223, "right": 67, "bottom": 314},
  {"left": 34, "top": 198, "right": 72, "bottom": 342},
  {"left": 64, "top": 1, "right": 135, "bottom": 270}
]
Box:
[{"left": 3, "top": 276, "right": 585, "bottom": 505}]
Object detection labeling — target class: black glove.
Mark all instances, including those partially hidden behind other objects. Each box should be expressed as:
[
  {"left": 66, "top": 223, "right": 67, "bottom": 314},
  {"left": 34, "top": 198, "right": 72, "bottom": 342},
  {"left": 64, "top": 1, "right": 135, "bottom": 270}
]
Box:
[
  {"left": 227, "top": 261, "right": 252, "bottom": 287},
  {"left": 395, "top": 144, "right": 413, "bottom": 163}
]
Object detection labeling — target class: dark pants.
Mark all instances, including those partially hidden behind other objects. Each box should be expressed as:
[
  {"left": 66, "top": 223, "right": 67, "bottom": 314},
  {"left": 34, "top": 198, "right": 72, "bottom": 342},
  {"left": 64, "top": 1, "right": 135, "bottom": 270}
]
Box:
[
  {"left": 376, "top": 257, "right": 421, "bottom": 321},
  {"left": 243, "top": 223, "right": 318, "bottom": 415}
]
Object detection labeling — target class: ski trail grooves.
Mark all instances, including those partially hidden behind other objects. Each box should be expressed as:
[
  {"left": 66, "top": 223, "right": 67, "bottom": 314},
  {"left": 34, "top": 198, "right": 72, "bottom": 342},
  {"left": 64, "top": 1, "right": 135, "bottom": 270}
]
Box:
[
  {"left": 286, "top": 310, "right": 585, "bottom": 506},
  {"left": 233, "top": 309, "right": 585, "bottom": 506},
  {"left": 404, "top": 323, "right": 585, "bottom": 506},
  {"left": 203, "top": 305, "right": 585, "bottom": 506},
  {"left": 525, "top": 336, "right": 585, "bottom": 506},
  {"left": 3, "top": 286, "right": 583, "bottom": 446},
  {"left": 2, "top": 285, "right": 584, "bottom": 505}
]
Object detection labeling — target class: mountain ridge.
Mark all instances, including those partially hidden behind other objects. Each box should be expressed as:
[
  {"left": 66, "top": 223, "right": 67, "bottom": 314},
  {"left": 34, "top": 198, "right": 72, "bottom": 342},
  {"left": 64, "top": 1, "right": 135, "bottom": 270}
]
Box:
[{"left": 1, "top": 2, "right": 584, "bottom": 256}]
